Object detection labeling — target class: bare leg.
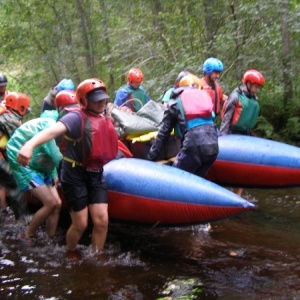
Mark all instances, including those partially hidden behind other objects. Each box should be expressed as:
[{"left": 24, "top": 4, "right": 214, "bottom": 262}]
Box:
[
  {"left": 66, "top": 208, "right": 88, "bottom": 251},
  {"left": 26, "top": 185, "right": 61, "bottom": 237},
  {"left": 0, "top": 186, "right": 6, "bottom": 211},
  {"left": 236, "top": 188, "right": 243, "bottom": 197},
  {"left": 45, "top": 185, "right": 62, "bottom": 238},
  {"left": 89, "top": 203, "right": 108, "bottom": 251}
]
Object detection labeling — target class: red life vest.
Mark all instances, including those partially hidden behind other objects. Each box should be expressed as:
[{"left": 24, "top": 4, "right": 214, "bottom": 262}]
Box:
[
  {"left": 179, "top": 89, "right": 213, "bottom": 121},
  {"left": 200, "top": 78, "right": 223, "bottom": 114},
  {"left": 64, "top": 109, "right": 118, "bottom": 169}
]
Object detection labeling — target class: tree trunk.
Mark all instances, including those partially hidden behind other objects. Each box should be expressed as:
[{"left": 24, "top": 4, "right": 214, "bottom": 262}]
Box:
[
  {"left": 280, "top": 1, "right": 293, "bottom": 108},
  {"left": 76, "top": 0, "right": 95, "bottom": 75},
  {"left": 99, "top": 0, "right": 115, "bottom": 91}
]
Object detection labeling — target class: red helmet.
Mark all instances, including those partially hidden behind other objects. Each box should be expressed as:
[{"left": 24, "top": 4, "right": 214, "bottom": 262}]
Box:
[
  {"left": 54, "top": 90, "right": 78, "bottom": 109},
  {"left": 76, "top": 78, "right": 107, "bottom": 109},
  {"left": 242, "top": 69, "right": 265, "bottom": 86},
  {"left": 127, "top": 68, "right": 144, "bottom": 84},
  {"left": 5, "top": 92, "right": 30, "bottom": 116}
]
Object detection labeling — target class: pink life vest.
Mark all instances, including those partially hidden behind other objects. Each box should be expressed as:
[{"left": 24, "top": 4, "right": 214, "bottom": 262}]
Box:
[{"left": 179, "top": 89, "right": 213, "bottom": 121}]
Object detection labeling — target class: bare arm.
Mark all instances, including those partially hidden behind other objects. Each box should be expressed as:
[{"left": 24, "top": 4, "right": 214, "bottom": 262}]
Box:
[{"left": 17, "top": 121, "right": 67, "bottom": 166}]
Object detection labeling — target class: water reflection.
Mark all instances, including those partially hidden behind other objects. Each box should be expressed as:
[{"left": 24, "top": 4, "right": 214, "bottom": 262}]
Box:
[{"left": 0, "top": 188, "right": 300, "bottom": 299}]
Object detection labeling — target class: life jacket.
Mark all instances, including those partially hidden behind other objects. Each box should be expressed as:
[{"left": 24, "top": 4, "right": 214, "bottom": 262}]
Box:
[
  {"left": 0, "top": 107, "right": 20, "bottom": 152},
  {"left": 222, "top": 92, "right": 260, "bottom": 133},
  {"left": 200, "top": 78, "right": 223, "bottom": 115},
  {"left": 177, "top": 89, "right": 214, "bottom": 132},
  {"left": 0, "top": 107, "right": 8, "bottom": 151},
  {"left": 123, "top": 85, "right": 148, "bottom": 112},
  {"left": 63, "top": 109, "right": 118, "bottom": 169},
  {"left": 0, "top": 133, "right": 8, "bottom": 152}
]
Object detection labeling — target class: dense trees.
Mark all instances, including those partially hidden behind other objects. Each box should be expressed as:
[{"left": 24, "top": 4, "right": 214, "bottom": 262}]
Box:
[{"left": 0, "top": 0, "right": 299, "bottom": 142}]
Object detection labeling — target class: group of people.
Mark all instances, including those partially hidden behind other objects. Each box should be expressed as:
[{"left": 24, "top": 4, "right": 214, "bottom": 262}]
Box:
[
  {"left": 0, "top": 75, "right": 117, "bottom": 259},
  {"left": 0, "top": 60, "right": 265, "bottom": 259},
  {"left": 147, "top": 59, "right": 264, "bottom": 189},
  {"left": 0, "top": 74, "right": 31, "bottom": 217}
]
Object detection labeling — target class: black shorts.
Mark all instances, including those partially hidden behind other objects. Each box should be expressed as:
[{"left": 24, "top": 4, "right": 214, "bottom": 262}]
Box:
[{"left": 61, "top": 171, "right": 107, "bottom": 212}]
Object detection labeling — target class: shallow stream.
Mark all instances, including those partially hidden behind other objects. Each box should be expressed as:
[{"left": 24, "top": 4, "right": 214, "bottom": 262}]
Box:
[{"left": 1, "top": 188, "right": 300, "bottom": 299}]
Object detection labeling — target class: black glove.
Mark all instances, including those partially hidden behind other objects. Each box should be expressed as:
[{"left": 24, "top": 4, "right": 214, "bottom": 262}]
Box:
[{"left": 147, "top": 150, "right": 158, "bottom": 161}]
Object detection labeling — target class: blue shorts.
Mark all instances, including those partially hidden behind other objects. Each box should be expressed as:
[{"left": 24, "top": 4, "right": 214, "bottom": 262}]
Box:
[{"left": 22, "top": 173, "right": 54, "bottom": 192}]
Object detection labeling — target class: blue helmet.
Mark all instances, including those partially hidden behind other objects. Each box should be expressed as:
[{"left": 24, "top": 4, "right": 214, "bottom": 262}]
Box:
[
  {"left": 202, "top": 57, "right": 224, "bottom": 75},
  {"left": 57, "top": 78, "right": 75, "bottom": 92}
]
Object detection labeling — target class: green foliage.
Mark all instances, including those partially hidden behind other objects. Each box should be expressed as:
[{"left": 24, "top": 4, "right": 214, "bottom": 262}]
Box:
[
  {"left": 252, "top": 116, "right": 276, "bottom": 139},
  {"left": 281, "top": 116, "right": 300, "bottom": 143},
  {"left": 0, "top": 0, "right": 299, "bottom": 143}
]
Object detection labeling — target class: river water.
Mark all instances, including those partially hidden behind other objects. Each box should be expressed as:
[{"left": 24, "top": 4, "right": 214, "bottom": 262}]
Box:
[{"left": 1, "top": 187, "right": 300, "bottom": 299}]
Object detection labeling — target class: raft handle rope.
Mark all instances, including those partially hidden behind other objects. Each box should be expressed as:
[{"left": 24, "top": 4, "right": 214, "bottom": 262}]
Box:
[{"left": 118, "top": 98, "right": 143, "bottom": 109}]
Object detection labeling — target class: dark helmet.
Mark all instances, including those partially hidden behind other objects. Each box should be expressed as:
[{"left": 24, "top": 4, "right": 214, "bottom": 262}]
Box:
[{"left": 0, "top": 73, "right": 8, "bottom": 87}]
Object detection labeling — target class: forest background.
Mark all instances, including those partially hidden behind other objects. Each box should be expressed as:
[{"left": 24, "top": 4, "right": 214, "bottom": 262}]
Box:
[{"left": 0, "top": 0, "right": 299, "bottom": 144}]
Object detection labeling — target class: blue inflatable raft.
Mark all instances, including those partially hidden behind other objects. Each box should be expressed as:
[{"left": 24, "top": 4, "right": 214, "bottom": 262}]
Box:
[
  {"left": 206, "top": 135, "right": 300, "bottom": 188},
  {"left": 104, "top": 158, "right": 254, "bottom": 225}
]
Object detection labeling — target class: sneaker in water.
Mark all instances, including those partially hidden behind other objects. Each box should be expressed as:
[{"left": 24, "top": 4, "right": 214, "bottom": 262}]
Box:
[
  {"left": 18, "top": 232, "right": 36, "bottom": 246},
  {"left": 66, "top": 249, "right": 82, "bottom": 261},
  {"left": 94, "top": 250, "right": 109, "bottom": 261}
]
